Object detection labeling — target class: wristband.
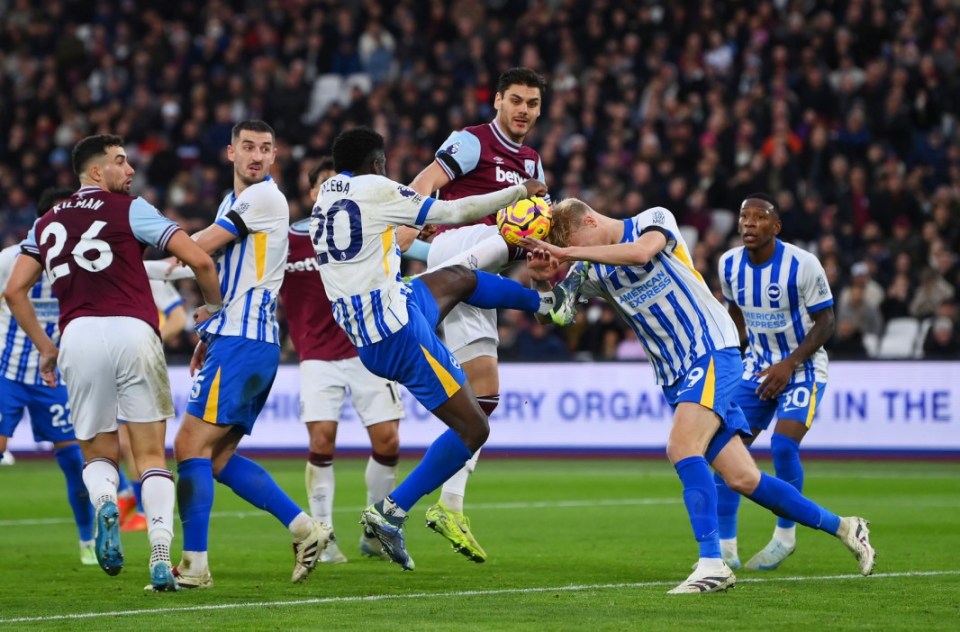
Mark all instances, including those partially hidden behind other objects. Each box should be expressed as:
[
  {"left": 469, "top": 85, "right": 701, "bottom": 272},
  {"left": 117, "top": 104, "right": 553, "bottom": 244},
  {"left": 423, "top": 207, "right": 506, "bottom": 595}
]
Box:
[{"left": 203, "top": 303, "right": 223, "bottom": 314}]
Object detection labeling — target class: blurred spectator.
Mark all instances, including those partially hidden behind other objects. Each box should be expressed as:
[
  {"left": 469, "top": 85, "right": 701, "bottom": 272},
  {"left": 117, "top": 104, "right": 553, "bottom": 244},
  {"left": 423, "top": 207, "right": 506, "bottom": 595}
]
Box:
[
  {"left": 837, "top": 283, "right": 884, "bottom": 337},
  {"left": 922, "top": 317, "right": 960, "bottom": 360},
  {"left": 910, "top": 269, "right": 956, "bottom": 319},
  {"left": 828, "top": 317, "right": 868, "bottom": 359},
  {"left": 880, "top": 274, "right": 914, "bottom": 322},
  {"left": 839, "top": 262, "right": 884, "bottom": 311}
]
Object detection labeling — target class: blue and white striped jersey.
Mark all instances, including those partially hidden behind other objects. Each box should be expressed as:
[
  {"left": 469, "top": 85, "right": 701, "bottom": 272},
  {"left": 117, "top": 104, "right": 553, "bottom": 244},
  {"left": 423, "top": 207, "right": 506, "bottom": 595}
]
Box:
[
  {"left": 0, "top": 245, "right": 60, "bottom": 386},
  {"left": 718, "top": 240, "right": 832, "bottom": 384},
  {"left": 197, "top": 176, "right": 288, "bottom": 344},
  {"left": 578, "top": 208, "right": 740, "bottom": 386},
  {"left": 310, "top": 173, "right": 438, "bottom": 348}
]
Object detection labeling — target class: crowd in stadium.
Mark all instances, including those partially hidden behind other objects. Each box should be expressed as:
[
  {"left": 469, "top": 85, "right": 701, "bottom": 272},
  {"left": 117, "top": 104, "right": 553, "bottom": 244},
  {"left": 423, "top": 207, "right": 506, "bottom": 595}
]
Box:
[{"left": 1, "top": 0, "right": 958, "bottom": 361}]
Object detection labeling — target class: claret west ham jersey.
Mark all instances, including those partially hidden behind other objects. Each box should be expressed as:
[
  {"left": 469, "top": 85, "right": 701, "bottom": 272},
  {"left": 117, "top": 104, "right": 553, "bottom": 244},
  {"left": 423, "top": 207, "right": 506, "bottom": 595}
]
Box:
[
  {"left": 21, "top": 186, "right": 180, "bottom": 335},
  {"left": 433, "top": 120, "right": 547, "bottom": 227}
]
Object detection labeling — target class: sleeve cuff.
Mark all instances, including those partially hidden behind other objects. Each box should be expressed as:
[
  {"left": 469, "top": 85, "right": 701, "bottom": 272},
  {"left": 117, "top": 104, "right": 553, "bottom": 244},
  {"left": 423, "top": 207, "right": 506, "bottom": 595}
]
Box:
[
  {"left": 216, "top": 216, "right": 241, "bottom": 237},
  {"left": 640, "top": 225, "right": 673, "bottom": 242},
  {"left": 163, "top": 300, "right": 184, "bottom": 316},
  {"left": 436, "top": 153, "right": 461, "bottom": 178},
  {"left": 808, "top": 299, "right": 834, "bottom": 314},
  {"left": 19, "top": 245, "right": 41, "bottom": 262},
  {"left": 157, "top": 225, "right": 181, "bottom": 251}
]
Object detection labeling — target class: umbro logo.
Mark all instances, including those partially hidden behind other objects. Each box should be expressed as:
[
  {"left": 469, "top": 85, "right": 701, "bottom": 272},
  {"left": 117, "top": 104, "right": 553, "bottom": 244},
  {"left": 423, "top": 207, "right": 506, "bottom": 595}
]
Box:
[{"left": 493, "top": 156, "right": 504, "bottom": 164}]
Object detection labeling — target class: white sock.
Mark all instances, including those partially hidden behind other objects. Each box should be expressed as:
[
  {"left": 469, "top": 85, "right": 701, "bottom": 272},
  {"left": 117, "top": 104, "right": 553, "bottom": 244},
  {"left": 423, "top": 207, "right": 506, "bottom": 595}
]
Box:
[
  {"left": 82, "top": 458, "right": 119, "bottom": 509},
  {"left": 720, "top": 537, "right": 738, "bottom": 559},
  {"left": 774, "top": 525, "right": 797, "bottom": 547},
  {"left": 698, "top": 557, "right": 729, "bottom": 573},
  {"left": 288, "top": 511, "right": 313, "bottom": 540},
  {"left": 181, "top": 550, "right": 208, "bottom": 574},
  {"left": 140, "top": 469, "right": 176, "bottom": 547},
  {"left": 80, "top": 539, "right": 94, "bottom": 548},
  {"left": 440, "top": 449, "right": 480, "bottom": 512},
  {"left": 365, "top": 456, "right": 397, "bottom": 506},
  {"left": 382, "top": 496, "right": 407, "bottom": 519},
  {"left": 305, "top": 462, "right": 334, "bottom": 527}
]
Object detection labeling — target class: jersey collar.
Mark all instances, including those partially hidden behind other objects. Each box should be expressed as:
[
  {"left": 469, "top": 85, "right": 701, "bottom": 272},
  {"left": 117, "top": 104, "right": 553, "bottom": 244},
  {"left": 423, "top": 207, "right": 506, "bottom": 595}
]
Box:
[{"left": 488, "top": 119, "right": 522, "bottom": 153}]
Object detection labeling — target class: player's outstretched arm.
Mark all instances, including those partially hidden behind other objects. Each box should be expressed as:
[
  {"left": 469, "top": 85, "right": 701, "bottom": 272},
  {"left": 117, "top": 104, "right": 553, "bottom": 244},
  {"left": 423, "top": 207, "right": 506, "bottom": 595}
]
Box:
[
  {"left": 4, "top": 255, "right": 58, "bottom": 386},
  {"left": 165, "top": 231, "right": 223, "bottom": 324},
  {"left": 424, "top": 179, "right": 545, "bottom": 226},
  {"left": 520, "top": 230, "right": 667, "bottom": 267}
]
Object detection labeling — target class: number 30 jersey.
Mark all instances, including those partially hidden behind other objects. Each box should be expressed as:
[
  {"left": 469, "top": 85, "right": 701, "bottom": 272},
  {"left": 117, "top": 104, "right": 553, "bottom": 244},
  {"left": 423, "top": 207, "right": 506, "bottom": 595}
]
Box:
[
  {"left": 21, "top": 186, "right": 180, "bottom": 335},
  {"left": 311, "top": 172, "right": 437, "bottom": 348}
]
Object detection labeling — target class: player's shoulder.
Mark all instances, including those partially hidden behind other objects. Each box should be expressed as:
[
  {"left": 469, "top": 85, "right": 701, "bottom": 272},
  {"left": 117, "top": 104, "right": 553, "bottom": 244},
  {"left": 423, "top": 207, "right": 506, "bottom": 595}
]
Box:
[
  {"left": 719, "top": 245, "right": 745, "bottom": 264},
  {"left": 289, "top": 218, "right": 311, "bottom": 236},
  {"left": 242, "top": 177, "right": 285, "bottom": 201},
  {"left": 781, "top": 241, "right": 821, "bottom": 267}
]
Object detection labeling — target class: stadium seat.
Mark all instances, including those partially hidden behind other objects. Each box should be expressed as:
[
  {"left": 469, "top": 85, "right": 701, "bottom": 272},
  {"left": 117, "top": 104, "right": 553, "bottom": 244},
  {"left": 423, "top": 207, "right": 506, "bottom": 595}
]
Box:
[
  {"left": 306, "top": 74, "right": 345, "bottom": 123},
  {"left": 862, "top": 332, "right": 880, "bottom": 358},
  {"left": 710, "top": 209, "right": 736, "bottom": 238},
  {"left": 915, "top": 318, "right": 933, "bottom": 358},
  {"left": 678, "top": 225, "right": 699, "bottom": 252},
  {"left": 877, "top": 317, "right": 921, "bottom": 359}
]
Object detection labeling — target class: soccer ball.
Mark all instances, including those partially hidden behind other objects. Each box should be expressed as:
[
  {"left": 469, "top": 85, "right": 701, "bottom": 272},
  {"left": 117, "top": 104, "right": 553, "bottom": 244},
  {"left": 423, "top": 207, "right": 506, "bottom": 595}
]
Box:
[{"left": 496, "top": 196, "right": 552, "bottom": 247}]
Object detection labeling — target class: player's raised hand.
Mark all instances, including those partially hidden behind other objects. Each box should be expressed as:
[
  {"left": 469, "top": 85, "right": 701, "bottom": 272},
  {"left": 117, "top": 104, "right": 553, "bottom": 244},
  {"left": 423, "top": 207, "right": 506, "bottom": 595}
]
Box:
[
  {"left": 526, "top": 248, "right": 560, "bottom": 281},
  {"left": 521, "top": 179, "right": 547, "bottom": 198},
  {"left": 519, "top": 236, "right": 570, "bottom": 263},
  {"left": 39, "top": 348, "right": 59, "bottom": 388}
]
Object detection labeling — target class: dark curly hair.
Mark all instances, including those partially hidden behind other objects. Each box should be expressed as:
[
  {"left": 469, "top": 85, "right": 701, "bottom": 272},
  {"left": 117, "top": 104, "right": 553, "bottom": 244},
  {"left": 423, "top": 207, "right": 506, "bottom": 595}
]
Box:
[{"left": 332, "top": 127, "right": 385, "bottom": 173}]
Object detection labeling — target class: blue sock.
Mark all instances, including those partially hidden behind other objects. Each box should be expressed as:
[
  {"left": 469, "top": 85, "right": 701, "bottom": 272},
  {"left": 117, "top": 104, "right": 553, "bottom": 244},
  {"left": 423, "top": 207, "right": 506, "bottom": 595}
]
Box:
[
  {"left": 390, "top": 429, "right": 473, "bottom": 511},
  {"left": 132, "top": 481, "right": 144, "bottom": 512},
  {"left": 177, "top": 458, "right": 214, "bottom": 551},
  {"left": 54, "top": 444, "right": 94, "bottom": 542},
  {"left": 715, "top": 471, "right": 741, "bottom": 540},
  {"left": 771, "top": 433, "right": 804, "bottom": 529},
  {"left": 215, "top": 455, "right": 302, "bottom": 528},
  {"left": 117, "top": 466, "right": 132, "bottom": 494},
  {"left": 748, "top": 472, "right": 841, "bottom": 534},
  {"left": 675, "top": 456, "right": 721, "bottom": 558},
  {"left": 466, "top": 271, "right": 540, "bottom": 312}
]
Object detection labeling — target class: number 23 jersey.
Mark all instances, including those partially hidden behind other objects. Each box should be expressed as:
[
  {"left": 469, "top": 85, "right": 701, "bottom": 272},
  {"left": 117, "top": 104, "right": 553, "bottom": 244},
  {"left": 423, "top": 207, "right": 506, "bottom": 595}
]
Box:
[
  {"left": 21, "top": 186, "right": 180, "bottom": 335},
  {"left": 310, "top": 172, "right": 437, "bottom": 348}
]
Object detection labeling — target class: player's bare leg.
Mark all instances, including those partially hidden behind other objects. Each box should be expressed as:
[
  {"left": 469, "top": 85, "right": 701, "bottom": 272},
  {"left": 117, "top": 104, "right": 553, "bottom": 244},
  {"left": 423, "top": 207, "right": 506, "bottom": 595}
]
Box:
[{"left": 117, "top": 423, "right": 147, "bottom": 532}]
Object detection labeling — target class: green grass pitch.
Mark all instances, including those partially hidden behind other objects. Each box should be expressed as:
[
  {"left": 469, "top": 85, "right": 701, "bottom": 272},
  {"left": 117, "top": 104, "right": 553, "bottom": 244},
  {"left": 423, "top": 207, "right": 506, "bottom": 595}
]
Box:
[{"left": 1, "top": 458, "right": 958, "bottom": 630}]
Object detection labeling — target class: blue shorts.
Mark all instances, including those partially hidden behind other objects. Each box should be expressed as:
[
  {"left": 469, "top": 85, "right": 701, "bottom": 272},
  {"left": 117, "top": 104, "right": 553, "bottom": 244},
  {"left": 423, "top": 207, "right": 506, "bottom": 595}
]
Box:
[
  {"left": 357, "top": 279, "right": 466, "bottom": 411},
  {"left": 735, "top": 380, "right": 827, "bottom": 432},
  {"left": 0, "top": 375, "right": 75, "bottom": 443},
  {"left": 662, "top": 348, "right": 752, "bottom": 463},
  {"left": 186, "top": 335, "right": 280, "bottom": 434}
]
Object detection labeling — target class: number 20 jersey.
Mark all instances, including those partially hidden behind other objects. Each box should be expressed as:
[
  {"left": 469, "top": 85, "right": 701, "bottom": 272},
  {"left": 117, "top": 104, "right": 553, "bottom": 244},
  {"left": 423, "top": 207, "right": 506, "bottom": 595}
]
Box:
[
  {"left": 310, "top": 172, "right": 437, "bottom": 348},
  {"left": 21, "top": 186, "right": 180, "bottom": 335}
]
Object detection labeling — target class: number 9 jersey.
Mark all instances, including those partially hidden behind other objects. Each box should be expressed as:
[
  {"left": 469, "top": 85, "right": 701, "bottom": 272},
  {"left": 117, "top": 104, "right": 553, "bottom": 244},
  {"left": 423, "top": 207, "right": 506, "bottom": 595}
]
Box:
[
  {"left": 20, "top": 186, "right": 181, "bottom": 336},
  {"left": 310, "top": 172, "right": 437, "bottom": 348}
]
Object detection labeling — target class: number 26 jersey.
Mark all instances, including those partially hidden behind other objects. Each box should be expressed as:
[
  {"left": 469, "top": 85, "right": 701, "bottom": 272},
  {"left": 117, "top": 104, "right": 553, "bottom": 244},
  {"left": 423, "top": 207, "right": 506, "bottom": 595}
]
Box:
[{"left": 21, "top": 186, "right": 180, "bottom": 335}]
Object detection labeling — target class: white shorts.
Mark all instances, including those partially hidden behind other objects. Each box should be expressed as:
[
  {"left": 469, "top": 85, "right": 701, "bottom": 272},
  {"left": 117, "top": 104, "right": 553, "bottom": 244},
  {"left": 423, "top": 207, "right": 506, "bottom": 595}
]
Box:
[
  {"left": 427, "top": 224, "right": 503, "bottom": 357},
  {"left": 59, "top": 317, "right": 174, "bottom": 441},
  {"left": 299, "top": 357, "right": 404, "bottom": 426}
]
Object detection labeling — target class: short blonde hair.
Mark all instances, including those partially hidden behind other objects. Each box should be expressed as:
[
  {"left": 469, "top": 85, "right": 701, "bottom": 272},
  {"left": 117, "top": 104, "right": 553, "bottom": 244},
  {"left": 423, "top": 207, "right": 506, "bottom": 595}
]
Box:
[{"left": 548, "top": 198, "right": 592, "bottom": 247}]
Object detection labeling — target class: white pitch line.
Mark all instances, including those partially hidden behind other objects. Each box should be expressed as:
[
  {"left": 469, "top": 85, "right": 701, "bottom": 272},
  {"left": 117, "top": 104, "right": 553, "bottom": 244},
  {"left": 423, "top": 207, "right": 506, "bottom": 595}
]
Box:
[
  {"left": 1, "top": 570, "right": 957, "bottom": 625},
  {"left": 0, "top": 497, "right": 683, "bottom": 528}
]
